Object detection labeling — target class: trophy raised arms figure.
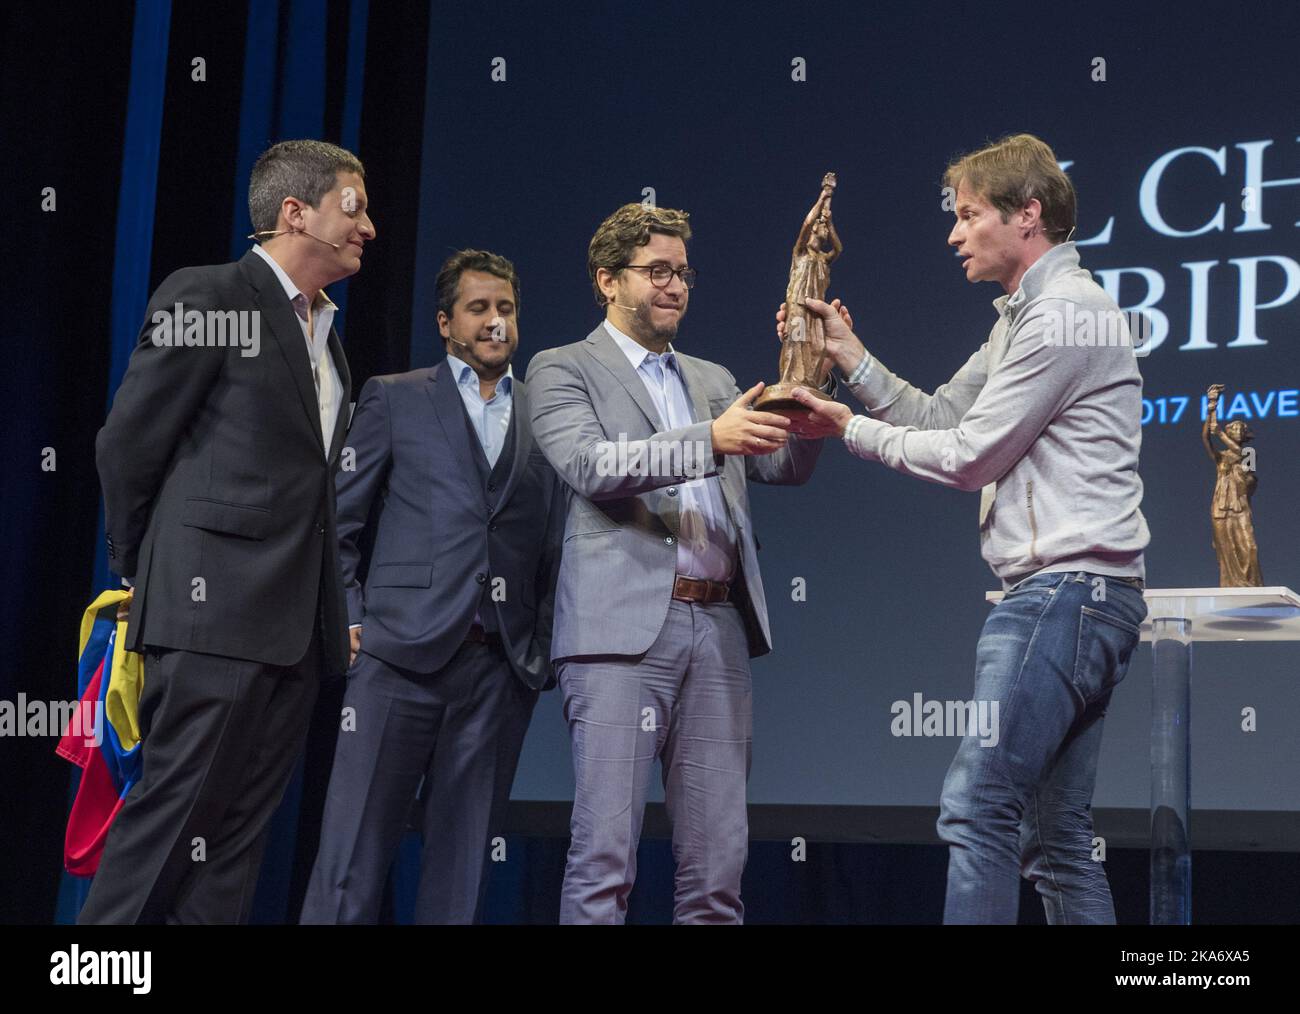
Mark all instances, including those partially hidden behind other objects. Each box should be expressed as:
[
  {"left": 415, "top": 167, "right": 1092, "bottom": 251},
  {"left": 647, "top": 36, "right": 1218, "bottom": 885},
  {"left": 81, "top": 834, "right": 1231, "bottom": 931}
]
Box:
[
  {"left": 1203, "top": 383, "right": 1263, "bottom": 586},
  {"left": 756, "top": 172, "right": 842, "bottom": 415}
]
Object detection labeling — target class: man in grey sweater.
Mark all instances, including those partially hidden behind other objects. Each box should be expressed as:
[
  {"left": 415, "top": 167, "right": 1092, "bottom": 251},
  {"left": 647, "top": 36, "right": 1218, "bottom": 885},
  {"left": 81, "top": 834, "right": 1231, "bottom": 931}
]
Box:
[{"left": 788, "top": 134, "right": 1150, "bottom": 923}]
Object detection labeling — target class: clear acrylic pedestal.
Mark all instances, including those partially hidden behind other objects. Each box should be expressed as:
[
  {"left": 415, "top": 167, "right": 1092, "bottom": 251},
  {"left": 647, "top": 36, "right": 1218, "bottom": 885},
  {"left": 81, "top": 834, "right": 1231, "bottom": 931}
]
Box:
[{"left": 986, "top": 584, "right": 1300, "bottom": 925}]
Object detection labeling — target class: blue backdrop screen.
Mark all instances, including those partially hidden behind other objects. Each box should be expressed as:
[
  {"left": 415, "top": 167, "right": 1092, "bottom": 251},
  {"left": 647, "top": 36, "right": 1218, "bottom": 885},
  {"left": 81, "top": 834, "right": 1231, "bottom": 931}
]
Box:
[{"left": 406, "top": 2, "right": 1300, "bottom": 811}]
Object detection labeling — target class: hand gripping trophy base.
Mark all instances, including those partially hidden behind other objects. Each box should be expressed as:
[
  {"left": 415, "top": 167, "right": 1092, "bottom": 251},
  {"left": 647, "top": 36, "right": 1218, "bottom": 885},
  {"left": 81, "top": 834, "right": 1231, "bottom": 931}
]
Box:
[{"left": 753, "top": 381, "right": 835, "bottom": 420}]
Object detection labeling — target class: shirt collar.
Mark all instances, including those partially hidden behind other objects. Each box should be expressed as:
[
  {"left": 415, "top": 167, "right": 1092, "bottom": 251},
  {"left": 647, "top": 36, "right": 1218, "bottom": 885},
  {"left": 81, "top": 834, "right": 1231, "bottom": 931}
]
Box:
[
  {"left": 251, "top": 244, "right": 337, "bottom": 315},
  {"left": 444, "top": 352, "right": 513, "bottom": 394},
  {"left": 604, "top": 319, "right": 678, "bottom": 371},
  {"left": 992, "top": 240, "right": 1080, "bottom": 321}
]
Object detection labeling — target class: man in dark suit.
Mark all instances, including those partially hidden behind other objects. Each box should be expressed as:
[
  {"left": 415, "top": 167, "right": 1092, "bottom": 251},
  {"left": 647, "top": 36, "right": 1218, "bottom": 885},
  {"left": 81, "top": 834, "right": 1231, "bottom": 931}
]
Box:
[
  {"left": 81, "top": 140, "right": 374, "bottom": 924},
  {"left": 299, "top": 249, "right": 562, "bottom": 924}
]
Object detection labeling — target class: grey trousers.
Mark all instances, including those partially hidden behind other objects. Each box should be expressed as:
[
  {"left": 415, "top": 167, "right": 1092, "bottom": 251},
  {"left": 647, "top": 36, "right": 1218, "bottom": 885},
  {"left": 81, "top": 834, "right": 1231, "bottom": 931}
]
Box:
[
  {"left": 558, "top": 599, "right": 754, "bottom": 924},
  {"left": 299, "top": 639, "right": 537, "bottom": 924}
]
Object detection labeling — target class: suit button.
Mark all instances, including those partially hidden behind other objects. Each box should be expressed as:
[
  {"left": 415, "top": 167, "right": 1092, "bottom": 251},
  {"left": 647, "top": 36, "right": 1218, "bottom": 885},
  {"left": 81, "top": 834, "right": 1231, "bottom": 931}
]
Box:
[
  {"left": 664, "top": 536, "right": 675, "bottom": 546},
  {"left": 487, "top": 481, "right": 496, "bottom": 492},
  {"left": 489, "top": 522, "right": 499, "bottom": 532},
  {"left": 475, "top": 572, "right": 487, "bottom": 584},
  {"left": 316, "top": 524, "right": 326, "bottom": 535},
  {"left": 667, "top": 487, "right": 678, "bottom": 497}
]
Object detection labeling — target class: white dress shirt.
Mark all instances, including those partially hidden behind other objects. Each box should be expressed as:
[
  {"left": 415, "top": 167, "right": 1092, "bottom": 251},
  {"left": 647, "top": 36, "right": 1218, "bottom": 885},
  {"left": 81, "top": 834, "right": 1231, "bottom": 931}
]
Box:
[{"left": 252, "top": 244, "right": 342, "bottom": 459}]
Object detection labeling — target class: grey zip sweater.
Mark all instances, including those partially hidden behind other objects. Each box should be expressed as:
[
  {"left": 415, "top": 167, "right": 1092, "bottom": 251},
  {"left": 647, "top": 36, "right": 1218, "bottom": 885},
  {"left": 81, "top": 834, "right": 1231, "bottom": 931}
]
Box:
[{"left": 841, "top": 241, "right": 1149, "bottom": 587}]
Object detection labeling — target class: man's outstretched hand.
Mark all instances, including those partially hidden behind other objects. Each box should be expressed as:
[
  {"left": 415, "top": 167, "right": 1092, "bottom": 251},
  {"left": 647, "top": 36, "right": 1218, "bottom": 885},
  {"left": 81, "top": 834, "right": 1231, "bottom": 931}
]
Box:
[
  {"left": 711, "top": 382, "right": 792, "bottom": 455},
  {"left": 787, "top": 388, "right": 853, "bottom": 439},
  {"left": 775, "top": 297, "right": 868, "bottom": 377}
]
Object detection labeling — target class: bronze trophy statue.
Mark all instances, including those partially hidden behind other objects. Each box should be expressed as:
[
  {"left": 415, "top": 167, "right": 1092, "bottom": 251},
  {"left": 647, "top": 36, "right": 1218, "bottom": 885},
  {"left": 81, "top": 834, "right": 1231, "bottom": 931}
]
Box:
[
  {"left": 756, "top": 172, "right": 842, "bottom": 416},
  {"left": 1203, "top": 383, "right": 1263, "bottom": 586}
]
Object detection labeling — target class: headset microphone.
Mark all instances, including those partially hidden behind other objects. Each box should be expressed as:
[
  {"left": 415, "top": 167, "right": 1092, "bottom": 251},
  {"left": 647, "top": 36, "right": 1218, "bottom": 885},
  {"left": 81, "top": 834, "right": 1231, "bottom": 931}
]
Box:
[
  {"left": 300, "top": 231, "right": 342, "bottom": 250},
  {"left": 247, "top": 227, "right": 342, "bottom": 250}
]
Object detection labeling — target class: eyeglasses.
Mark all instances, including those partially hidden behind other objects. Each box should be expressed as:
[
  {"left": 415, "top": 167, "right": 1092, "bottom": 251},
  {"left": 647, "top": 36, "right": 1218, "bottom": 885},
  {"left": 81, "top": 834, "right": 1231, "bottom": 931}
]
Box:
[{"left": 620, "top": 264, "right": 698, "bottom": 289}]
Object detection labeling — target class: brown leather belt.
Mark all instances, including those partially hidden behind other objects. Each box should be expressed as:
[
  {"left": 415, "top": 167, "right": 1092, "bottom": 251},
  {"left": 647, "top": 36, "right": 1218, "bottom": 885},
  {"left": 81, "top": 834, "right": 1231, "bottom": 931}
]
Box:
[{"left": 672, "top": 575, "right": 732, "bottom": 604}]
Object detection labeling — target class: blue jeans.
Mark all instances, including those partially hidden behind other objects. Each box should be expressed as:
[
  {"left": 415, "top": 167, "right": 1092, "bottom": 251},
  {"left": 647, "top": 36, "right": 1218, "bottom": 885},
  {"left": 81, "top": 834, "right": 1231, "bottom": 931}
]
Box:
[{"left": 937, "top": 571, "right": 1146, "bottom": 924}]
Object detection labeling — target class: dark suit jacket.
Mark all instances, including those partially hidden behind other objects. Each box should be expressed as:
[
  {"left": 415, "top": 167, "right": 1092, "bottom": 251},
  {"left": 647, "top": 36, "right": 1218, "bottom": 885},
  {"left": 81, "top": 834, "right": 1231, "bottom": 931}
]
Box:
[
  {"left": 97, "top": 249, "right": 352, "bottom": 677},
  {"left": 336, "top": 361, "right": 563, "bottom": 690}
]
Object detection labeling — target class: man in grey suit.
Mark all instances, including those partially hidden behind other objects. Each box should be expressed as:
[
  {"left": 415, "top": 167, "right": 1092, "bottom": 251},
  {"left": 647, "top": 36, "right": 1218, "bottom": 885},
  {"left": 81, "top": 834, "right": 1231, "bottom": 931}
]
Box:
[
  {"left": 300, "top": 249, "right": 563, "bottom": 924},
  {"left": 527, "top": 203, "right": 835, "bottom": 924}
]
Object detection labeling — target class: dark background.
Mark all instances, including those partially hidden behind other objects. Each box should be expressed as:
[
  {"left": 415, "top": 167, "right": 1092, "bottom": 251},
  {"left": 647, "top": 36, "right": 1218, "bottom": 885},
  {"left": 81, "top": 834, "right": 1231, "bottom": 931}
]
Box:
[{"left": 4, "top": 0, "right": 1298, "bottom": 923}]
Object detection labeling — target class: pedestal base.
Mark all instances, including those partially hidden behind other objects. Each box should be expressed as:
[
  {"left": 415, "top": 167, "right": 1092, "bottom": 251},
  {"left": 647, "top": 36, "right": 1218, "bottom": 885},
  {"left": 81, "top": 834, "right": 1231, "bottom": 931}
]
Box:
[{"left": 754, "top": 382, "right": 834, "bottom": 420}]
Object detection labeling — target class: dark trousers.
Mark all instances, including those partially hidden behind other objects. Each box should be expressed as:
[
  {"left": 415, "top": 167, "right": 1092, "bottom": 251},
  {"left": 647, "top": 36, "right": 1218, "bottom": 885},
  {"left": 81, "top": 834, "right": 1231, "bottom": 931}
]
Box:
[
  {"left": 77, "top": 632, "right": 322, "bottom": 924},
  {"left": 299, "top": 639, "right": 537, "bottom": 924}
]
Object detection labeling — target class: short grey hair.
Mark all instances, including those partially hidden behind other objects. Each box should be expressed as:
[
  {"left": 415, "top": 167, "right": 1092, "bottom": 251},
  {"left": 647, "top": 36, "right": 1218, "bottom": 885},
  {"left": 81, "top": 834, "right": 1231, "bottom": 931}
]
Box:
[{"left": 247, "top": 140, "right": 365, "bottom": 240}]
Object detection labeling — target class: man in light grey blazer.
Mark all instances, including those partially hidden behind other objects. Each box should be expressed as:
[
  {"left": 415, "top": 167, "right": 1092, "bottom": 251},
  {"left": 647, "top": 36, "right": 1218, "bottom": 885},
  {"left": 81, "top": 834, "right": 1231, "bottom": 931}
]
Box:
[{"left": 527, "top": 203, "right": 835, "bottom": 924}]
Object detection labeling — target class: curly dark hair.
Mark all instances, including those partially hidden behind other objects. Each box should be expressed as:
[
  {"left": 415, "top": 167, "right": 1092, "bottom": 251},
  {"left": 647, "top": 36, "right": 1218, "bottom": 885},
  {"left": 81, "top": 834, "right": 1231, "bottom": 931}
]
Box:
[{"left": 587, "top": 203, "right": 692, "bottom": 306}]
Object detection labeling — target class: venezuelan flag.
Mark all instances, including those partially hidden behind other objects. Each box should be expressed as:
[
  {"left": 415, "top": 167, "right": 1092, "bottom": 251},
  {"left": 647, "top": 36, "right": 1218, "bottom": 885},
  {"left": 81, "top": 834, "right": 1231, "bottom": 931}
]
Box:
[{"left": 56, "top": 590, "right": 145, "bottom": 876}]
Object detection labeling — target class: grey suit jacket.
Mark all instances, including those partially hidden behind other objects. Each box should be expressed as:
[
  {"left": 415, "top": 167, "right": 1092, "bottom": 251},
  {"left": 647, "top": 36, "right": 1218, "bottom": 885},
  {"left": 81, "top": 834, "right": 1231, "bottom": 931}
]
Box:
[{"left": 527, "top": 323, "right": 828, "bottom": 660}]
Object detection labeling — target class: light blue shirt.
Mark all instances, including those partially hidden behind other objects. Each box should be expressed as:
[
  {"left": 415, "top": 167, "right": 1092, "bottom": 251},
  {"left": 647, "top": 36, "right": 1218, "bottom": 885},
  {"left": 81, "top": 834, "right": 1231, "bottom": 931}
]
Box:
[
  {"left": 445, "top": 352, "right": 514, "bottom": 631},
  {"left": 604, "top": 320, "right": 737, "bottom": 583},
  {"left": 445, "top": 353, "right": 513, "bottom": 467}
]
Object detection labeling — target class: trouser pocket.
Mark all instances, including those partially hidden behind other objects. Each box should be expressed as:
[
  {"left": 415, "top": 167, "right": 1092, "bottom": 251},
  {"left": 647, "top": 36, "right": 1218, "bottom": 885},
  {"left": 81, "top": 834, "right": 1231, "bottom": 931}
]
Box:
[{"left": 1071, "top": 605, "right": 1141, "bottom": 705}]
